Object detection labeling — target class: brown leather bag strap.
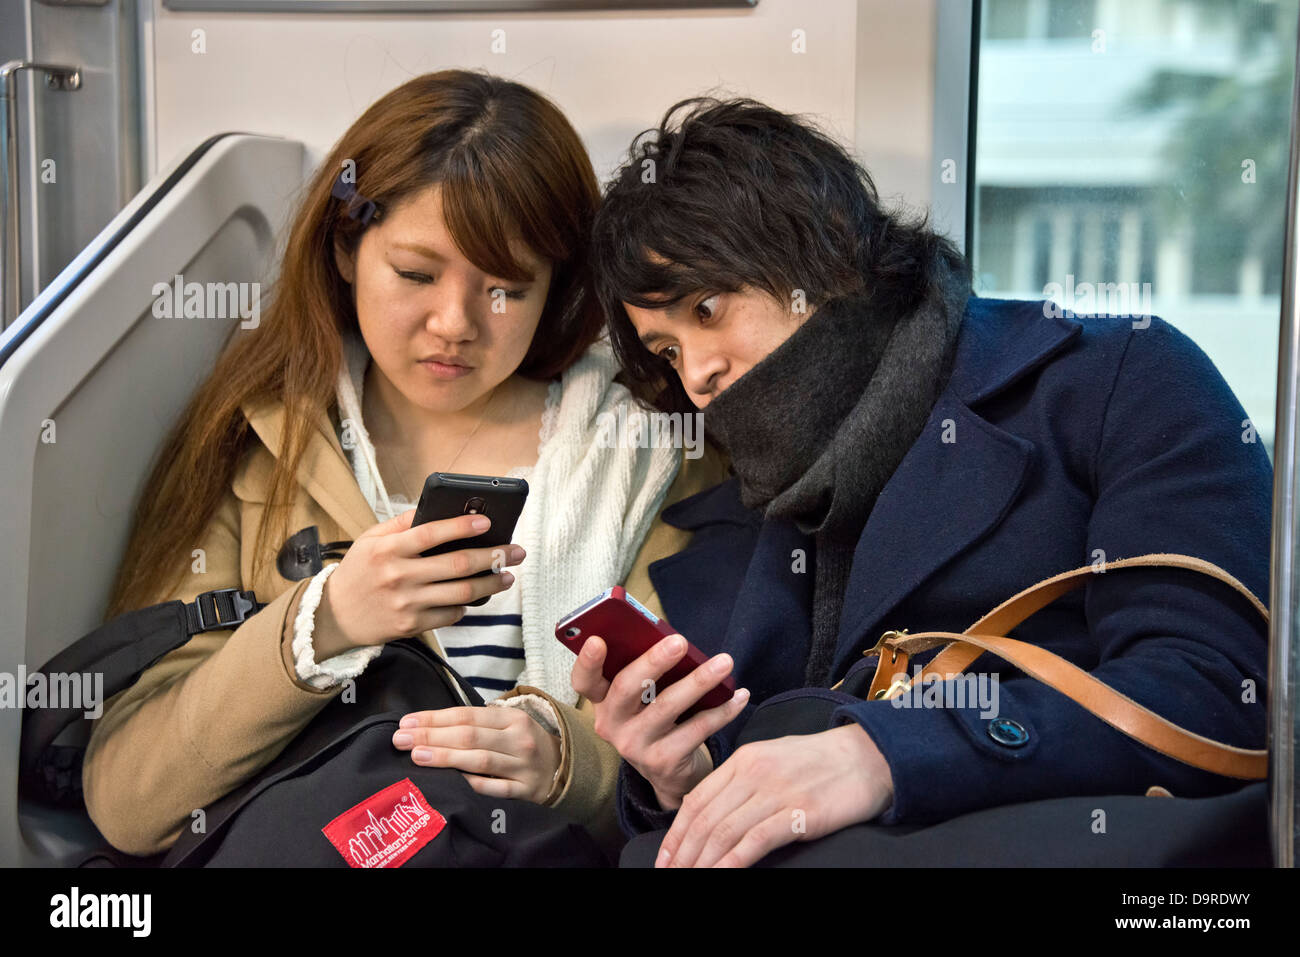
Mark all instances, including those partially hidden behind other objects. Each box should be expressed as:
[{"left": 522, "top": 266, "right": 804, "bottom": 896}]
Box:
[
  {"left": 870, "top": 553, "right": 1268, "bottom": 693},
  {"left": 862, "top": 553, "right": 1269, "bottom": 780}
]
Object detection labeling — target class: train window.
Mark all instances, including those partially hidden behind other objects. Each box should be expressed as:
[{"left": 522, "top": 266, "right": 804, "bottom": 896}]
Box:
[{"left": 971, "top": 0, "right": 1299, "bottom": 457}]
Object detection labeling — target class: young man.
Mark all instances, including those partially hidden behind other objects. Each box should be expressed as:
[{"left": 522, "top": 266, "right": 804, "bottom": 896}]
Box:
[{"left": 571, "top": 97, "right": 1272, "bottom": 868}]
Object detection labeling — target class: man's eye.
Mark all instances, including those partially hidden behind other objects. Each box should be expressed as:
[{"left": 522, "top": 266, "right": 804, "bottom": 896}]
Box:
[
  {"left": 396, "top": 268, "right": 433, "bottom": 285},
  {"left": 695, "top": 295, "right": 719, "bottom": 321}
]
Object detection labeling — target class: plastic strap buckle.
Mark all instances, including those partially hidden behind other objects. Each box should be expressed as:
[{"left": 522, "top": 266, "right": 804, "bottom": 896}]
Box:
[{"left": 186, "top": 588, "right": 264, "bottom": 635}]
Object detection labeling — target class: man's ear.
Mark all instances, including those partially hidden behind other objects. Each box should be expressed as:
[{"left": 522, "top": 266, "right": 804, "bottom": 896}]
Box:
[{"left": 333, "top": 236, "right": 356, "bottom": 285}]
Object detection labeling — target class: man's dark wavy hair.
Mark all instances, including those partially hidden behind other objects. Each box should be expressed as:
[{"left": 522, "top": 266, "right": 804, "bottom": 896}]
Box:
[{"left": 591, "top": 96, "right": 969, "bottom": 411}]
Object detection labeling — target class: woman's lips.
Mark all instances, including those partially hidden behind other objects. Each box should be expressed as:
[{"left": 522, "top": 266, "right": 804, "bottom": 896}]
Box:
[{"left": 418, "top": 359, "right": 473, "bottom": 380}]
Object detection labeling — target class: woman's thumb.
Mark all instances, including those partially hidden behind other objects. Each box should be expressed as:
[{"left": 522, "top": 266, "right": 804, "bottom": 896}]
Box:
[{"left": 367, "top": 506, "right": 417, "bottom": 538}]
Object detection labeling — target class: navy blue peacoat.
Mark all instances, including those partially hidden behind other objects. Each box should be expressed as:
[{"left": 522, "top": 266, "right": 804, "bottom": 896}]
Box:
[{"left": 619, "top": 295, "right": 1273, "bottom": 835}]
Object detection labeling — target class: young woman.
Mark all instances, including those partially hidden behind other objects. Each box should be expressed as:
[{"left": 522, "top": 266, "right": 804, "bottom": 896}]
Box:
[
  {"left": 575, "top": 97, "right": 1272, "bottom": 867},
  {"left": 83, "top": 71, "right": 724, "bottom": 858}
]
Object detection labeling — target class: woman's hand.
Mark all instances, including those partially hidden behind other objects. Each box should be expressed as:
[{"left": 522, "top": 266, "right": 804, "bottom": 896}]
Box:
[
  {"left": 313, "top": 508, "right": 524, "bottom": 659},
  {"left": 570, "top": 634, "right": 750, "bottom": 811},
  {"left": 392, "top": 707, "right": 562, "bottom": 802},
  {"left": 655, "top": 724, "right": 895, "bottom": 868}
]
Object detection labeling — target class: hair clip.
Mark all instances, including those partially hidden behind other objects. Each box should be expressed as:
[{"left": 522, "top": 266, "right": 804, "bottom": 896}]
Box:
[{"left": 331, "top": 170, "right": 382, "bottom": 226}]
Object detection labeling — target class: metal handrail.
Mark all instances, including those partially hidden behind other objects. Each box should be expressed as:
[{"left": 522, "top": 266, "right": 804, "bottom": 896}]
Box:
[
  {"left": 0, "top": 60, "right": 82, "bottom": 327},
  {"left": 1268, "top": 8, "right": 1300, "bottom": 870}
]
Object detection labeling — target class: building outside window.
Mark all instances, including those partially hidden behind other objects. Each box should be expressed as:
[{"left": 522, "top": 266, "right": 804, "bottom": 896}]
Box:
[{"left": 973, "top": 0, "right": 1297, "bottom": 455}]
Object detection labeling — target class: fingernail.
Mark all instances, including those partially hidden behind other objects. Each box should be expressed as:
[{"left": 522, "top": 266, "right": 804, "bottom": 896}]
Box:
[
  {"left": 399, "top": 715, "right": 418, "bottom": 729},
  {"left": 734, "top": 688, "right": 750, "bottom": 704},
  {"left": 412, "top": 747, "right": 433, "bottom": 763},
  {"left": 510, "top": 545, "right": 526, "bottom": 562},
  {"left": 711, "top": 653, "right": 732, "bottom": 674},
  {"left": 501, "top": 571, "right": 516, "bottom": 586},
  {"left": 472, "top": 515, "right": 491, "bottom": 531},
  {"left": 661, "top": 636, "right": 685, "bottom": 658},
  {"left": 393, "top": 732, "right": 413, "bottom": 747},
  {"left": 656, "top": 848, "right": 672, "bottom": 867}
]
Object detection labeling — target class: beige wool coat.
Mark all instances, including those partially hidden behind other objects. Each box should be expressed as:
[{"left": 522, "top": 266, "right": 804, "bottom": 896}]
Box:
[{"left": 82, "top": 394, "right": 728, "bottom": 857}]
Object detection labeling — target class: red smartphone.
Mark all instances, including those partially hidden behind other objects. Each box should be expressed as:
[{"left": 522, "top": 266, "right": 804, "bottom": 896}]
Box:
[{"left": 554, "top": 586, "right": 737, "bottom": 721}]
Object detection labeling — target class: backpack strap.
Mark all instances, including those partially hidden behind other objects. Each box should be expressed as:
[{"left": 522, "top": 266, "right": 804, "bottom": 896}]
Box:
[
  {"left": 20, "top": 588, "right": 264, "bottom": 803},
  {"left": 855, "top": 553, "right": 1269, "bottom": 780},
  {"left": 183, "top": 588, "right": 264, "bottom": 636}
]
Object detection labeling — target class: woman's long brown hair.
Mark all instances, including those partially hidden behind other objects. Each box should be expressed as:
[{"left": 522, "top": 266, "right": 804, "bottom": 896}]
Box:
[{"left": 106, "top": 70, "right": 603, "bottom": 618}]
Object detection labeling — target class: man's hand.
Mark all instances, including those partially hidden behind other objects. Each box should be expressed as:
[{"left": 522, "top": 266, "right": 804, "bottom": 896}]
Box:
[
  {"left": 393, "top": 706, "right": 562, "bottom": 803},
  {"left": 570, "top": 634, "right": 750, "bottom": 810},
  {"left": 656, "top": 723, "right": 894, "bottom": 868}
]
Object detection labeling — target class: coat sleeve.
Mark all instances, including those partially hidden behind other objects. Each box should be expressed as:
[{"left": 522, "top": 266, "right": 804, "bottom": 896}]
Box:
[
  {"left": 82, "top": 486, "right": 345, "bottom": 856},
  {"left": 832, "top": 317, "right": 1272, "bottom": 825}
]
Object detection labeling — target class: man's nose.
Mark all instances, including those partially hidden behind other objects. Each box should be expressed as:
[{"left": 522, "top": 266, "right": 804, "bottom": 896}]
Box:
[{"left": 681, "top": 349, "right": 726, "bottom": 404}]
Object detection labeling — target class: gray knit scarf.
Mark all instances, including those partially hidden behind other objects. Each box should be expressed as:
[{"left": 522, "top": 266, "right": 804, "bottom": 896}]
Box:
[{"left": 703, "top": 252, "right": 970, "bottom": 686}]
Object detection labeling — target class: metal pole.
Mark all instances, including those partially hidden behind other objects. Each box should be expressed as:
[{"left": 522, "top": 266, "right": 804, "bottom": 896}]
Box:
[
  {"left": 1268, "top": 7, "right": 1300, "bottom": 870},
  {"left": 0, "top": 61, "right": 81, "bottom": 327}
]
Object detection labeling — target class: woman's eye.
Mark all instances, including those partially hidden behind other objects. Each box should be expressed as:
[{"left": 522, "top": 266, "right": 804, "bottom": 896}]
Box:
[
  {"left": 396, "top": 268, "right": 433, "bottom": 285},
  {"left": 695, "top": 294, "right": 719, "bottom": 322},
  {"left": 658, "top": 344, "right": 680, "bottom": 365},
  {"left": 490, "top": 286, "right": 529, "bottom": 301}
]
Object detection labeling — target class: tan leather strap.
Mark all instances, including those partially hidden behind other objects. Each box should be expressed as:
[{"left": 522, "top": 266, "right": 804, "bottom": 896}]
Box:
[{"left": 860, "top": 553, "right": 1269, "bottom": 779}]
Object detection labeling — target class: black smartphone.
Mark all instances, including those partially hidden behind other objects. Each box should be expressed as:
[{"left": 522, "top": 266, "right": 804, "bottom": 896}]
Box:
[{"left": 411, "top": 472, "right": 529, "bottom": 607}]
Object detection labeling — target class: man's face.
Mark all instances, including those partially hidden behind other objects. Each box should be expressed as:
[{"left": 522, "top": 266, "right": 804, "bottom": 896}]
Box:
[{"left": 624, "top": 287, "right": 809, "bottom": 409}]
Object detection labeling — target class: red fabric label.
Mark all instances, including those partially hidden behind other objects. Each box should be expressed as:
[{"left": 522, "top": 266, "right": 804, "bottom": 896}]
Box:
[{"left": 321, "top": 778, "right": 446, "bottom": 868}]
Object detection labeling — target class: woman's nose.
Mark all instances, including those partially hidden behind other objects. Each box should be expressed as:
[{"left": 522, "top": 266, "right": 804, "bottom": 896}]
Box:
[{"left": 424, "top": 286, "right": 478, "bottom": 342}]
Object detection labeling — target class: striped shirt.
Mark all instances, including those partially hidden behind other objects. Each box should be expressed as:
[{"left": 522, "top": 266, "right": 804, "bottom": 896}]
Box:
[
  {"left": 385, "top": 488, "right": 531, "bottom": 700},
  {"left": 334, "top": 333, "right": 561, "bottom": 701}
]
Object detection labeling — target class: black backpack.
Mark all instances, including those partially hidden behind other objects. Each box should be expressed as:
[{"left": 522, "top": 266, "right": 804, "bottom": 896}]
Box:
[{"left": 20, "top": 586, "right": 611, "bottom": 868}]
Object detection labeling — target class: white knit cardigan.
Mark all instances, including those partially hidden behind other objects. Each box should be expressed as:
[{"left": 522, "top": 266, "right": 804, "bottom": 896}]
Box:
[{"left": 309, "top": 334, "right": 681, "bottom": 707}]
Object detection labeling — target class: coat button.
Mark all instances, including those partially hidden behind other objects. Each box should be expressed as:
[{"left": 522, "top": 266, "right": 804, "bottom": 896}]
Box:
[{"left": 987, "top": 717, "right": 1029, "bottom": 748}]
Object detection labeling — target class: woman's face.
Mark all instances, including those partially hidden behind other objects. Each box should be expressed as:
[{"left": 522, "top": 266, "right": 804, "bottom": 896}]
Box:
[
  {"left": 335, "top": 184, "right": 553, "bottom": 413},
  {"left": 624, "top": 288, "right": 807, "bottom": 408}
]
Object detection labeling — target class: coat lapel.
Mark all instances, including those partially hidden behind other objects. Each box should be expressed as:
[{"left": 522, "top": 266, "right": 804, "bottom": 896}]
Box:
[
  {"left": 647, "top": 479, "right": 761, "bottom": 650},
  {"left": 647, "top": 479, "right": 817, "bottom": 700},
  {"left": 240, "top": 397, "right": 378, "bottom": 541},
  {"left": 645, "top": 298, "right": 1086, "bottom": 690},
  {"left": 829, "top": 299, "right": 1083, "bottom": 676},
  {"left": 827, "top": 394, "right": 1033, "bottom": 676}
]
